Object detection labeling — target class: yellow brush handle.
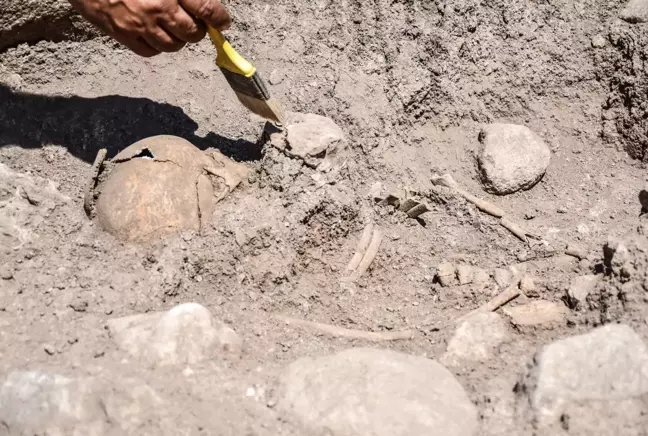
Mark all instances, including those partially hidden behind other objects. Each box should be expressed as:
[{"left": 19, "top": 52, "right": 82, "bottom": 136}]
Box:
[{"left": 207, "top": 26, "right": 256, "bottom": 78}]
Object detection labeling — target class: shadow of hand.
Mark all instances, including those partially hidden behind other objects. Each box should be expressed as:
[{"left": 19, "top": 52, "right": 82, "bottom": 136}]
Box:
[{"left": 0, "top": 83, "right": 260, "bottom": 162}]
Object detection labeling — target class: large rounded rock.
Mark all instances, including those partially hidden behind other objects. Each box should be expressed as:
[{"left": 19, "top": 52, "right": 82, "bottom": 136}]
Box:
[
  {"left": 0, "top": 371, "right": 161, "bottom": 435},
  {"left": 477, "top": 124, "right": 551, "bottom": 195},
  {"left": 92, "top": 135, "right": 247, "bottom": 242},
  {"left": 277, "top": 348, "right": 478, "bottom": 436},
  {"left": 517, "top": 324, "right": 648, "bottom": 431}
]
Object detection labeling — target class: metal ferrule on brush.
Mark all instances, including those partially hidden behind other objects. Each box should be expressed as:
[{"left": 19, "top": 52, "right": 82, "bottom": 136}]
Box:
[{"left": 218, "top": 67, "right": 271, "bottom": 101}]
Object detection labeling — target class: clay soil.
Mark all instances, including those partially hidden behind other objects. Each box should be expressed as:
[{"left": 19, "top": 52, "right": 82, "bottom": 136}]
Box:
[{"left": 1, "top": 0, "right": 648, "bottom": 434}]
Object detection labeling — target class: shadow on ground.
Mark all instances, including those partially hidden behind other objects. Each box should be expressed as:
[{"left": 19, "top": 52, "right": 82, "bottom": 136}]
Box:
[{"left": 0, "top": 84, "right": 260, "bottom": 163}]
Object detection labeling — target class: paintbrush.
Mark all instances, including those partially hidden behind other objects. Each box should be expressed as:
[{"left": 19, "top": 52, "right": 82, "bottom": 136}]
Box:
[{"left": 207, "top": 26, "right": 285, "bottom": 124}]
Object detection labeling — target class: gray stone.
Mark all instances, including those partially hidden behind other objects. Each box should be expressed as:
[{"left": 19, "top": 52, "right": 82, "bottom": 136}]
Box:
[
  {"left": 621, "top": 0, "right": 648, "bottom": 23},
  {"left": 107, "top": 302, "right": 241, "bottom": 367},
  {"left": 442, "top": 313, "right": 509, "bottom": 365},
  {"left": 436, "top": 261, "right": 457, "bottom": 287},
  {"left": 503, "top": 300, "right": 568, "bottom": 327},
  {"left": 0, "top": 371, "right": 161, "bottom": 435},
  {"left": 278, "top": 348, "right": 478, "bottom": 436},
  {"left": 567, "top": 274, "right": 601, "bottom": 309},
  {"left": 518, "top": 324, "right": 648, "bottom": 428},
  {"left": 477, "top": 124, "right": 551, "bottom": 195}
]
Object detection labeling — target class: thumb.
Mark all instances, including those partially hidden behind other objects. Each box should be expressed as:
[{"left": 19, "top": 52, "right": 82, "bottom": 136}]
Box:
[{"left": 180, "top": 0, "right": 232, "bottom": 30}]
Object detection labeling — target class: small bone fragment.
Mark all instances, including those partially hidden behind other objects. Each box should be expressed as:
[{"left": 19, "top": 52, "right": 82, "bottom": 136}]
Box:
[
  {"left": 519, "top": 275, "right": 536, "bottom": 294},
  {"left": 500, "top": 218, "right": 528, "bottom": 243},
  {"left": 349, "top": 228, "right": 383, "bottom": 281},
  {"left": 346, "top": 223, "right": 375, "bottom": 272},
  {"left": 277, "top": 316, "right": 414, "bottom": 341},
  {"left": 436, "top": 262, "right": 457, "bottom": 287},
  {"left": 456, "top": 265, "right": 474, "bottom": 285},
  {"left": 83, "top": 148, "right": 107, "bottom": 217},
  {"left": 456, "top": 276, "right": 522, "bottom": 324},
  {"left": 378, "top": 194, "right": 400, "bottom": 207},
  {"left": 406, "top": 203, "right": 430, "bottom": 218},
  {"left": 565, "top": 243, "right": 588, "bottom": 260},
  {"left": 431, "top": 173, "right": 505, "bottom": 218},
  {"left": 398, "top": 198, "right": 419, "bottom": 213}
]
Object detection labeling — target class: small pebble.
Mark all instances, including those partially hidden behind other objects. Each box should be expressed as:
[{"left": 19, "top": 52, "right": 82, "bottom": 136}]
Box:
[
  {"left": 436, "top": 262, "right": 456, "bottom": 287},
  {"left": 520, "top": 275, "right": 536, "bottom": 294},
  {"left": 43, "top": 344, "right": 56, "bottom": 356},
  {"left": 557, "top": 207, "right": 568, "bottom": 214},
  {"left": 591, "top": 34, "right": 606, "bottom": 48}
]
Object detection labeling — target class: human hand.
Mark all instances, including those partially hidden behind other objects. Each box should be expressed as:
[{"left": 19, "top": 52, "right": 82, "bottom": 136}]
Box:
[{"left": 69, "top": 0, "right": 231, "bottom": 57}]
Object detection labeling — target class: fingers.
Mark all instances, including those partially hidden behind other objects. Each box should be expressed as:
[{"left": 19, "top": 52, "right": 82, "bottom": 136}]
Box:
[
  {"left": 142, "top": 26, "right": 187, "bottom": 52},
  {"left": 161, "top": 7, "right": 207, "bottom": 43},
  {"left": 179, "top": 0, "right": 232, "bottom": 30},
  {"left": 111, "top": 31, "right": 161, "bottom": 57}
]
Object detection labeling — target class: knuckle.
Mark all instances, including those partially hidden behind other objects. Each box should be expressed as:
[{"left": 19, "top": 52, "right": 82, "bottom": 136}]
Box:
[
  {"left": 140, "top": 0, "right": 164, "bottom": 13},
  {"left": 195, "top": 0, "right": 215, "bottom": 19}
]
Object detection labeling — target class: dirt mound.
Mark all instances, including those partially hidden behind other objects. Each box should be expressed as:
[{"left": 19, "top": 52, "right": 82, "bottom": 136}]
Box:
[
  {"left": 600, "top": 21, "right": 648, "bottom": 160},
  {"left": 0, "top": 0, "right": 99, "bottom": 51}
]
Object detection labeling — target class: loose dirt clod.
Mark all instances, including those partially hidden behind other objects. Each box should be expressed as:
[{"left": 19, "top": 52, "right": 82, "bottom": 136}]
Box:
[{"left": 89, "top": 135, "right": 247, "bottom": 243}]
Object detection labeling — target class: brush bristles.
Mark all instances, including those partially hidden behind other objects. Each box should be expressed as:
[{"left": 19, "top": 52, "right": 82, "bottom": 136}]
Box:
[{"left": 233, "top": 91, "right": 286, "bottom": 125}]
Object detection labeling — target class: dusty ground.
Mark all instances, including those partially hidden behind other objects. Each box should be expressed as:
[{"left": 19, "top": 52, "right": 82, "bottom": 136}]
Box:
[{"left": 1, "top": 0, "right": 648, "bottom": 435}]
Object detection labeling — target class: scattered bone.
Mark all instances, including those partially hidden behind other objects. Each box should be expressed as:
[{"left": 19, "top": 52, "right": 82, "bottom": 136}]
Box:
[
  {"left": 277, "top": 316, "right": 414, "bottom": 341},
  {"left": 350, "top": 229, "right": 383, "bottom": 281},
  {"left": 566, "top": 243, "right": 588, "bottom": 260},
  {"left": 83, "top": 148, "right": 107, "bottom": 218},
  {"left": 397, "top": 198, "right": 419, "bottom": 213},
  {"left": 456, "top": 265, "right": 474, "bottom": 285},
  {"left": 405, "top": 203, "right": 430, "bottom": 218},
  {"left": 344, "top": 226, "right": 382, "bottom": 282},
  {"left": 519, "top": 275, "right": 536, "bottom": 294},
  {"left": 499, "top": 218, "right": 528, "bottom": 243},
  {"left": 432, "top": 173, "right": 536, "bottom": 243},
  {"left": 436, "top": 262, "right": 457, "bottom": 287},
  {"left": 456, "top": 275, "right": 522, "bottom": 324},
  {"left": 377, "top": 193, "right": 400, "bottom": 207},
  {"left": 503, "top": 300, "right": 569, "bottom": 327},
  {"left": 375, "top": 189, "right": 431, "bottom": 219},
  {"left": 346, "top": 223, "right": 374, "bottom": 272},
  {"left": 431, "top": 173, "right": 505, "bottom": 218}
]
